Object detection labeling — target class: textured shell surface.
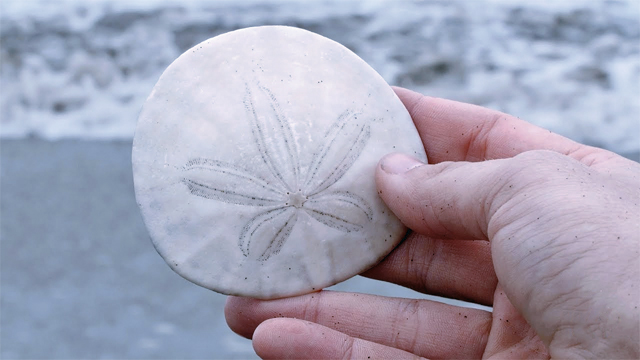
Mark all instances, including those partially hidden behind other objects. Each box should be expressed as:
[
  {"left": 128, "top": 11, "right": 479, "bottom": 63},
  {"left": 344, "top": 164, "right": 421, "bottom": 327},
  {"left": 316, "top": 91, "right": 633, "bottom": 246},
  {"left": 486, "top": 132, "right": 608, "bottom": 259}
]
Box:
[{"left": 132, "top": 25, "right": 427, "bottom": 299}]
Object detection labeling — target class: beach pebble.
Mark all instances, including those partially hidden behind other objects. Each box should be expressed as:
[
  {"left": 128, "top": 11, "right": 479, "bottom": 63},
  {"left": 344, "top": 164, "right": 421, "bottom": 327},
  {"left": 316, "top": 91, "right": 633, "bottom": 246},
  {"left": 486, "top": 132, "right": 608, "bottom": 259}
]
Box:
[{"left": 132, "top": 25, "right": 427, "bottom": 299}]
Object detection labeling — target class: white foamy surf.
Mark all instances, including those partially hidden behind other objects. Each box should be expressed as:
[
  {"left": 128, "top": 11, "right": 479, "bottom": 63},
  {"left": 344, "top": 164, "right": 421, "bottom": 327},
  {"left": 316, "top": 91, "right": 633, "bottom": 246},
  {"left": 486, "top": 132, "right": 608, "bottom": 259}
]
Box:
[{"left": 1, "top": 0, "right": 638, "bottom": 154}]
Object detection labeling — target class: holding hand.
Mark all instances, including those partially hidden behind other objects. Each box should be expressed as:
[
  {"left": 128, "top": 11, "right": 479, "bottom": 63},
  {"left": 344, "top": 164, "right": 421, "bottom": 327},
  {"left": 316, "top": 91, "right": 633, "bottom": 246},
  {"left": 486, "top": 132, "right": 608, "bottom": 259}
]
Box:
[{"left": 225, "top": 87, "right": 640, "bottom": 359}]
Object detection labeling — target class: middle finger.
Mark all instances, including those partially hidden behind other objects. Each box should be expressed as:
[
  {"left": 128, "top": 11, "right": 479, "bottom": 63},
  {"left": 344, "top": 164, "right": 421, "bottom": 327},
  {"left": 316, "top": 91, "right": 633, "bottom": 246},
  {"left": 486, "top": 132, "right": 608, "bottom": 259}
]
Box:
[{"left": 363, "top": 232, "right": 497, "bottom": 306}]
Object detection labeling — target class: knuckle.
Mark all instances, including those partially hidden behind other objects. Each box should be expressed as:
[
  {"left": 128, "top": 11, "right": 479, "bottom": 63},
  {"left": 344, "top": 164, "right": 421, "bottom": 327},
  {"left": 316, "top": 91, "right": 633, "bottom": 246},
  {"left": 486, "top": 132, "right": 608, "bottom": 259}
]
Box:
[
  {"left": 495, "top": 150, "right": 581, "bottom": 198},
  {"left": 301, "top": 292, "right": 323, "bottom": 323},
  {"left": 392, "top": 299, "right": 423, "bottom": 353},
  {"left": 339, "top": 336, "right": 356, "bottom": 360},
  {"left": 467, "top": 112, "right": 504, "bottom": 161}
]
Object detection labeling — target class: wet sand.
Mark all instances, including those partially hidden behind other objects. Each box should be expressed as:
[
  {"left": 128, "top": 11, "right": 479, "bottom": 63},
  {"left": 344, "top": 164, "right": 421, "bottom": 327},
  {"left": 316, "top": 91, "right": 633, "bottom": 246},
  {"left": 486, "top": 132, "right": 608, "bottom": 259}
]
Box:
[{"left": 1, "top": 139, "right": 258, "bottom": 359}]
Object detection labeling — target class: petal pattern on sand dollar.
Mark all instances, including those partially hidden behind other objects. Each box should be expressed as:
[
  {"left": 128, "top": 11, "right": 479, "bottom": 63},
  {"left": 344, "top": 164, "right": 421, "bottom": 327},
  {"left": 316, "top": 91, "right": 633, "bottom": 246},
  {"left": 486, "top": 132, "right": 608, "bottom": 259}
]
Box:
[
  {"left": 239, "top": 206, "right": 298, "bottom": 261},
  {"left": 183, "top": 83, "right": 373, "bottom": 261},
  {"left": 182, "top": 158, "right": 285, "bottom": 206},
  {"left": 243, "top": 82, "right": 300, "bottom": 192},
  {"left": 304, "top": 110, "right": 371, "bottom": 196},
  {"left": 304, "top": 190, "right": 373, "bottom": 232}
]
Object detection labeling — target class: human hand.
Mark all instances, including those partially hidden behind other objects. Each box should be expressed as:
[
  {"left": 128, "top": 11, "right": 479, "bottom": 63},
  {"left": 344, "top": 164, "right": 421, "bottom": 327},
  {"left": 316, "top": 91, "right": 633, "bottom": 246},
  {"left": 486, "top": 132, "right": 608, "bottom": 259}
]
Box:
[{"left": 225, "top": 87, "right": 640, "bottom": 359}]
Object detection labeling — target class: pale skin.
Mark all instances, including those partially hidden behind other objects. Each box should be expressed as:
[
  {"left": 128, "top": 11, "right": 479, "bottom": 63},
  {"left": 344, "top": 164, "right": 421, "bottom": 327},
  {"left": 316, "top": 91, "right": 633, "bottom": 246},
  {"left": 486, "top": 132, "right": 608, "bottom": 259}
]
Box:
[{"left": 225, "top": 87, "right": 640, "bottom": 359}]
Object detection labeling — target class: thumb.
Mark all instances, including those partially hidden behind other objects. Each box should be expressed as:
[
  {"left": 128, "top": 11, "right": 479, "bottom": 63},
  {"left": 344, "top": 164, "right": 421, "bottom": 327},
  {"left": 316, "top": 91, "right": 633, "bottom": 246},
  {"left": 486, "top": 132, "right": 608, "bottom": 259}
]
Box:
[
  {"left": 375, "top": 152, "right": 510, "bottom": 241},
  {"left": 376, "top": 151, "right": 640, "bottom": 357}
]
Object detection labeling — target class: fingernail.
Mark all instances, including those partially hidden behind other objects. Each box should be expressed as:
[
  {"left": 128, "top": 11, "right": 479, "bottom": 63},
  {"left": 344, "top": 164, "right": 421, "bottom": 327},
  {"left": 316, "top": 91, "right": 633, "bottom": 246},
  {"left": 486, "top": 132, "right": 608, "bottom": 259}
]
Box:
[{"left": 380, "top": 153, "right": 424, "bottom": 174}]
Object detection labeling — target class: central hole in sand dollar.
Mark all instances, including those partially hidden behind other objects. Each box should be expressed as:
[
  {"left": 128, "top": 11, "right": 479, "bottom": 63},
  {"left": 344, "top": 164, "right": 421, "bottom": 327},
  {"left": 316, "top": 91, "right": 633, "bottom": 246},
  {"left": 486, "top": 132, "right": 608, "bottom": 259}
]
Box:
[{"left": 287, "top": 191, "right": 307, "bottom": 208}]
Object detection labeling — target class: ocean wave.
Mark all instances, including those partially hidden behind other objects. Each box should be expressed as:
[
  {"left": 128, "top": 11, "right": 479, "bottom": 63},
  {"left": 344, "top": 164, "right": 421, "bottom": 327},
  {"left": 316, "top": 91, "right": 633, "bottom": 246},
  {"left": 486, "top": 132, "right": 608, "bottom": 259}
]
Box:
[{"left": 1, "top": 0, "right": 638, "bottom": 153}]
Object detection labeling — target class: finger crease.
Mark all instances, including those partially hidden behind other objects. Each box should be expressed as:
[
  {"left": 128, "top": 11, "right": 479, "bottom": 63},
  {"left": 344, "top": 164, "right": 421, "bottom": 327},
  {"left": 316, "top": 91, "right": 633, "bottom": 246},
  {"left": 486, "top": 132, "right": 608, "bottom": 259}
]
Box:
[
  {"left": 340, "top": 335, "right": 355, "bottom": 360},
  {"left": 302, "top": 292, "right": 323, "bottom": 324}
]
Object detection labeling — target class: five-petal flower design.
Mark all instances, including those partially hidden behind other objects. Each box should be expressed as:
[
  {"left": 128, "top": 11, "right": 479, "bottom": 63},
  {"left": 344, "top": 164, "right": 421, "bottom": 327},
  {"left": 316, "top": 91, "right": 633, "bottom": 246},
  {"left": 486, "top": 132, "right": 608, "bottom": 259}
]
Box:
[{"left": 181, "top": 82, "right": 373, "bottom": 261}]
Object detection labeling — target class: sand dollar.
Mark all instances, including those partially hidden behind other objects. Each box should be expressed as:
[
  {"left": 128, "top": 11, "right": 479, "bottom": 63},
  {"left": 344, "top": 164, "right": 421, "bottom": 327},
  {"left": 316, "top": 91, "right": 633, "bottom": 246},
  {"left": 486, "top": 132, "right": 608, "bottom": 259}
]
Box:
[{"left": 132, "top": 25, "right": 427, "bottom": 299}]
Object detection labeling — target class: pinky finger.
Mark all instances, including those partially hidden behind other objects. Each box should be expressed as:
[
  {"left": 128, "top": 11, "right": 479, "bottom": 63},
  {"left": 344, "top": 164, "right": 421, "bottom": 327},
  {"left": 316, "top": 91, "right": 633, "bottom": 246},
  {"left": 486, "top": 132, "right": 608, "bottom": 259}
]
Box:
[{"left": 253, "top": 318, "right": 423, "bottom": 360}]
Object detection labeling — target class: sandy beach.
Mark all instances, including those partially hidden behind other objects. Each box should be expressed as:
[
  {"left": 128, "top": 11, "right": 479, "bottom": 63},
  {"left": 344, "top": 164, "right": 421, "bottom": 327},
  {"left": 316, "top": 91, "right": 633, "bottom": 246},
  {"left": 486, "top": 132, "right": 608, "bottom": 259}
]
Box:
[{"left": 1, "top": 139, "right": 257, "bottom": 358}]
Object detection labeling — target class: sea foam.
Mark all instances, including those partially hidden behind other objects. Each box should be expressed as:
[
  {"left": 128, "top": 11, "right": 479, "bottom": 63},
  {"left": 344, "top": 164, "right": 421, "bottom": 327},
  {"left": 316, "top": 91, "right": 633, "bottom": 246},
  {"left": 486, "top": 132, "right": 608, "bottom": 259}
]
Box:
[{"left": 1, "top": 0, "right": 638, "bottom": 154}]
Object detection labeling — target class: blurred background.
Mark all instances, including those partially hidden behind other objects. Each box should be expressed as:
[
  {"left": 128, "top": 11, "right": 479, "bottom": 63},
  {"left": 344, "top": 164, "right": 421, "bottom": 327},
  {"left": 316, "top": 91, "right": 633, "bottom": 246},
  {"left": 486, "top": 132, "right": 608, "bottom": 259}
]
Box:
[{"left": 1, "top": 0, "right": 638, "bottom": 358}]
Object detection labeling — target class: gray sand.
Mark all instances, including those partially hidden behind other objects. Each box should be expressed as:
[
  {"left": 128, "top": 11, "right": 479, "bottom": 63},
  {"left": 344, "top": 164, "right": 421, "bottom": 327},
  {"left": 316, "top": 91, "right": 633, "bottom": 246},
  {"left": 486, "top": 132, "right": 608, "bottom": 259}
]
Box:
[
  {"left": 1, "top": 139, "right": 257, "bottom": 359},
  {"left": 2, "top": 139, "right": 474, "bottom": 359}
]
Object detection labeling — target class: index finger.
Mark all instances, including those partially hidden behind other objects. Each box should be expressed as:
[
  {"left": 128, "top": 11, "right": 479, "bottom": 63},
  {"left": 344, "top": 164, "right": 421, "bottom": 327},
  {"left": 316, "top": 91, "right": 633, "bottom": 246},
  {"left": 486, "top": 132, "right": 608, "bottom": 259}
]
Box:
[{"left": 393, "top": 86, "right": 587, "bottom": 164}]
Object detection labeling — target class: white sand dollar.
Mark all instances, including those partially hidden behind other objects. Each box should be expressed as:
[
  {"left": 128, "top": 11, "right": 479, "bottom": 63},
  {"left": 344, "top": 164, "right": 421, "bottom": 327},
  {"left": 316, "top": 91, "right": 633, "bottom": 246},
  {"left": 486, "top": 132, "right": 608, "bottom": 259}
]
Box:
[{"left": 132, "top": 26, "right": 427, "bottom": 299}]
